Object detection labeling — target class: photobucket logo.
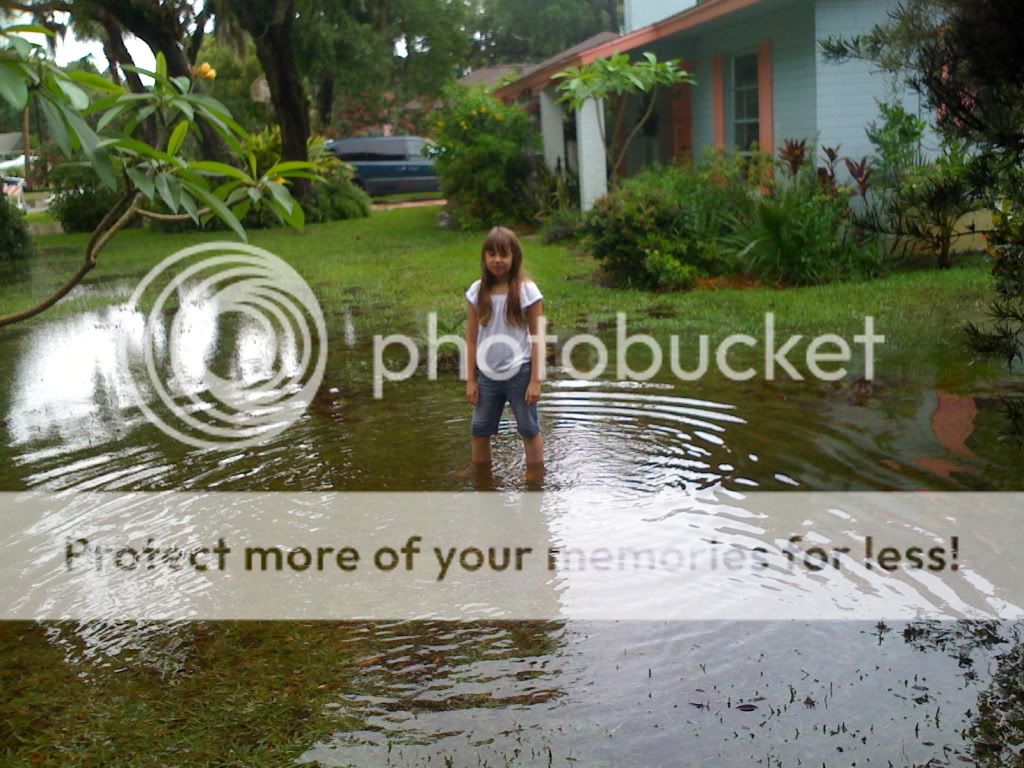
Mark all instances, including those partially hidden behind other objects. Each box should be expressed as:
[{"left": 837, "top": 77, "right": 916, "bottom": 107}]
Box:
[
  {"left": 120, "top": 242, "right": 327, "bottom": 450},
  {"left": 373, "top": 312, "right": 884, "bottom": 397}
]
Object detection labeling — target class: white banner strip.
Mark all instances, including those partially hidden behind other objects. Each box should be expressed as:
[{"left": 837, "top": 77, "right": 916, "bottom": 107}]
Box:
[{"left": 0, "top": 492, "right": 1021, "bottom": 621}]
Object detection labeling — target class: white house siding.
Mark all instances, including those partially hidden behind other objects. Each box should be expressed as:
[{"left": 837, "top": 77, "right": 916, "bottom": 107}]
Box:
[
  {"left": 690, "top": 1, "right": 817, "bottom": 159},
  {"left": 624, "top": 0, "right": 697, "bottom": 33},
  {"left": 814, "top": 0, "right": 926, "bottom": 166}
]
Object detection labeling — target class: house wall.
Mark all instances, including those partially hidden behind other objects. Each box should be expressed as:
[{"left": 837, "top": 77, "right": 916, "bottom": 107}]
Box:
[
  {"left": 624, "top": 0, "right": 697, "bottom": 33},
  {"left": 690, "top": 2, "right": 817, "bottom": 158},
  {"left": 813, "top": 0, "right": 926, "bottom": 166}
]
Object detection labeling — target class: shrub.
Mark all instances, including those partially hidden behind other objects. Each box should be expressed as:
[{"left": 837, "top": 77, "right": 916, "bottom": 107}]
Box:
[
  {"left": 429, "top": 84, "right": 540, "bottom": 230},
  {"left": 0, "top": 194, "right": 34, "bottom": 262},
  {"left": 539, "top": 208, "right": 582, "bottom": 244},
  {"left": 727, "top": 167, "right": 881, "bottom": 285},
  {"left": 49, "top": 164, "right": 126, "bottom": 233},
  {"left": 866, "top": 102, "right": 928, "bottom": 188},
  {"left": 581, "top": 160, "right": 752, "bottom": 287},
  {"left": 642, "top": 248, "right": 698, "bottom": 292}
]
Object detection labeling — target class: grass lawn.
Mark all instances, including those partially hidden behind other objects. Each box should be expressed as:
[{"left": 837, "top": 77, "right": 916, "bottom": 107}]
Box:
[{"left": 1, "top": 204, "right": 999, "bottom": 381}]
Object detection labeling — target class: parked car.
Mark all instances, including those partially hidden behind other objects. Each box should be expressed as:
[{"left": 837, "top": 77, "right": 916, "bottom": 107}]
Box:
[{"left": 326, "top": 135, "right": 440, "bottom": 197}]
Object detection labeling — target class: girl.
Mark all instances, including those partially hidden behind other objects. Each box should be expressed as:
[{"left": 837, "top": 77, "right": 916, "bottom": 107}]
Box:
[{"left": 465, "top": 226, "right": 545, "bottom": 467}]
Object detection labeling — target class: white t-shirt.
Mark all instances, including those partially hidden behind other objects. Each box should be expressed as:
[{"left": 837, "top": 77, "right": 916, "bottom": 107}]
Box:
[{"left": 466, "top": 279, "right": 543, "bottom": 377}]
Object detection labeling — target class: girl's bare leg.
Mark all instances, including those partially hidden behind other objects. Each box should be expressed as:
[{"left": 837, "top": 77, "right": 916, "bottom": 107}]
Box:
[
  {"left": 522, "top": 433, "right": 544, "bottom": 466},
  {"left": 472, "top": 436, "right": 493, "bottom": 465}
]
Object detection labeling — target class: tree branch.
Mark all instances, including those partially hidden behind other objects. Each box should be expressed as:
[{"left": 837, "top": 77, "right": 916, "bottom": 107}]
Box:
[
  {"left": 611, "top": 88, "right": 660, "bottom": 180},
  {"left": 0, "top": 193, "right": 142, "bottom": 328},
  {"left": 136, "top": 206, "right": 211, "bottom": 221}
]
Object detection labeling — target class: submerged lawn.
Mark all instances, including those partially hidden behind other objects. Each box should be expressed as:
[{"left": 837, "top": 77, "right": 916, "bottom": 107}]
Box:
[{"left": 0, "top": 206, "right": 1016, "bottom": 766}]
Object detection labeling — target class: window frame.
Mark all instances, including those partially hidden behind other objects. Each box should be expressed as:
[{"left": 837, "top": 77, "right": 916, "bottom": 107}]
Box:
[{"left": 730, "top": 51, "right": 760, "bottom": 152}]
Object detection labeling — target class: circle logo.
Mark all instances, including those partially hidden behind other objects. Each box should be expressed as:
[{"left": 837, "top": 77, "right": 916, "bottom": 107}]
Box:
[{"left": 120, "top": 242, "right": 327, "bottom": 450}]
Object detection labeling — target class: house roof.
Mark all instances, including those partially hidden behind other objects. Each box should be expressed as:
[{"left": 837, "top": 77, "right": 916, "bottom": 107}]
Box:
[
  {"left": 457, "top": 63, "right": 536, "bottom": 90},
  {"left": 495, "top": 0, "right": 765, "bottom": 100}
]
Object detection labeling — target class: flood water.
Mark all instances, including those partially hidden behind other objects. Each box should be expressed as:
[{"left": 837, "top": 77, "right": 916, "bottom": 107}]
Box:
[{"left": 2, "top": 286, "right": 1023, "bottom": 766}]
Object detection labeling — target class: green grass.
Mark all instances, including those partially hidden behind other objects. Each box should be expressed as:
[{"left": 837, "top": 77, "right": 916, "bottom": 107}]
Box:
[
  {"left": 373, "top": 191, "right": 444, "bottom": 203},
  {"left": 0, "top": 205, "right": 1002, "bottom": 387}
]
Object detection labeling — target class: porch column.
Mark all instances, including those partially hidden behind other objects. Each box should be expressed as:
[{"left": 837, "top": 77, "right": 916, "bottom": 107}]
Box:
[
  {"left": 539, "top": 86, "right": 566, "bottom": 171},
  {"left": 576, "top": 96, "right": 607, "bottom": 212}
]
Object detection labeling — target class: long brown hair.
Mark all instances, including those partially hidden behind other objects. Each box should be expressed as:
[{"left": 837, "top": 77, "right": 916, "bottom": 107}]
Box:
[{"left": 476, "top": 226, "right": 530, "bottom": 327}]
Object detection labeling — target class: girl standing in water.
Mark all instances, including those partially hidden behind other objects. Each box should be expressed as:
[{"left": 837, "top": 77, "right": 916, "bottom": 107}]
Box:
[{"left": 464, "top": 226, "right": 544, "bottom": 468}]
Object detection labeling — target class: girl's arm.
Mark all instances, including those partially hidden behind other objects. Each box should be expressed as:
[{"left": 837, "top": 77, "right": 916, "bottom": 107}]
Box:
[
  {"left": 526, "top": 300, "right": 544, "bottom": 405},
  {"left": 466, "top": 301, "right": 479, "bottom": 405}
]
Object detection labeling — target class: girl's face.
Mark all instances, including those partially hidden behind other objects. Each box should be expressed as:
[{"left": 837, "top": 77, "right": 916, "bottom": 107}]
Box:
[{"left": 485, "top": 249, "right": 513, "bottom": 280}]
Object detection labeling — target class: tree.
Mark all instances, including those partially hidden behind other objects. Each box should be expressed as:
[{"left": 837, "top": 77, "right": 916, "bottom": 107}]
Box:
[
  {"left": 822, "top": 0, "right": 1024, "bottom": 442},
  {"left": 472, "top": 0, "right": 621, "bottom": 65},
  {"left": 554, "top": 52, "right": 693, "bottom": 185},
  {"left": 0, "top": 25, "right": 317, "bottom": 327}
]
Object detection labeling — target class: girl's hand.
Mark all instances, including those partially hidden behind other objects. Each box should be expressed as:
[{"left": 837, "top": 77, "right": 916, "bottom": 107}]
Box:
[
  {"left": 466, "top": 381, "right": 479, "bottom": 406},
  {"left": 526, "top": 380, "right": 541, "bottom": 405}
]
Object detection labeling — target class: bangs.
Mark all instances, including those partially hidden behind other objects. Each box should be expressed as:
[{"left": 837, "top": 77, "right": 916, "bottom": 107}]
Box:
[{"left": 482, "top": 226, "right": 519, "bottom": 257}]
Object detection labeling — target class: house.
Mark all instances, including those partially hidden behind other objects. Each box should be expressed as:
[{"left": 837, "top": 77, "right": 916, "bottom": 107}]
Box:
[{"left": 496, "top": 0, "right": 924, "bottom": 210}]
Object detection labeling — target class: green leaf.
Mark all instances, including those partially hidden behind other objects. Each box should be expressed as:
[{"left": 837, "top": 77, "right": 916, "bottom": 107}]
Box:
[
  {"left": 264, "top": 180, "right": 294, "bottom": 214},
  {"left": 265, "top": 160, "right": 319, "bottom": 175},
  {"left": 170, "top": 76, "right": 191, "bottom": 94},
  {"left": 189, "top": 160, "right": 253, "bottom": 183},
  {"left": 0, "top": 63, "right": 28, "bottom": 109},
  {"left": 99, "top": 137, "right": 170, "bottom": 162},
  {"left": 56, "top": 78, "right": 90, "bottom": 111},
  {"left": 231, "top": 200, "right": 251, "bottom": 221},
  {"left": 155, "top": 173, "right": 179, "bottom": 212},
  {"left": 37, "top": 97, "right": 71, "bottom": 156},
  {"left": 171, "top": 98, "right": 194, "bottom": 122},
  {"left": 126, "top": 166, "right": 156, "bottom": 199},
  {"left": 96, "top": 102, "right": 134, "bottom": 132},
  {"left": 186, "top": 181, "right": 246, "bottom": 241},
  {"left": 155, "top": 52, "right": 167, "bottom": 81},
  {"left": 4, "top": 24, "right": 55, "bottom": 36},
  {"left": 166, "top": 120, "right": 190, "bottom": 156},
  {"left": 67, "top": 71, "right": 124, "bottom": 95},
  {"left": 180, "top": 190, "right": 200, "bottom": 224}
]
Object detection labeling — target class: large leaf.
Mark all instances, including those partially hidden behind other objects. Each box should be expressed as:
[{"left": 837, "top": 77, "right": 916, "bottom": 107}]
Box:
[
  {"left": 264, "top": 180, "right": 294, "bottom": 214},
  {"left": 56, "top": 78, "right": 91, "bottom": 110},
  {"left": 67, "top": 71, "right": 124, "bottom": 95},
  {"left": 155, "top": 173, "right": 180, "bottom": 213},
  {"left": 189, "top": 160, "right": 253, "bottom": 184},
  {"left": 0, "top": 63, "right": 28, "bottom": 109},
  {"left": 37, "top": 97, "right": 71, "bottom": 156},
  {"left": 166, "top": 120, "right": 190, "bottom": 156},
  {"left": 185, "top": 181, "right": 246, "bottom": 241},
  {"left": 126, "top": 166, "right": 156, "bottom": 199}
]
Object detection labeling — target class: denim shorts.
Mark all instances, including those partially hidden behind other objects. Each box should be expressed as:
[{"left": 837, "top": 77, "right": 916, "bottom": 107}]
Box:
[{"left": 472, "top": 362, "right": 541, "bottom": 438}]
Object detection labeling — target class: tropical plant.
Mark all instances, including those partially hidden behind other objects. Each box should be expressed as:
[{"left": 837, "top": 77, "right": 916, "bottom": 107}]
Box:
[
  {"left": 0, "top": 25, "right": 318, "bottom": 327},
  {"left": 553, "top": 52, "right": 694, "bottom": 185},
  {"left": 428, "top": 84, "right": 540, "bottom": 229},
  {"left": 0, "top": 193, "right": 33, "bottom": 263}
]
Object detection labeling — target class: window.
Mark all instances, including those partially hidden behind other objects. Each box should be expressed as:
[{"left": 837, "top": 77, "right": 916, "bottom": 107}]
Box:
[{"left": 732, "top": 53, "right": 759, "bottom": 151}]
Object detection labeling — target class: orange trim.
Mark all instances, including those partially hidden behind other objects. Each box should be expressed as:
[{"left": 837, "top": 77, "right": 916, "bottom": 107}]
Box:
[
  {"left": 757, "top": 39, "right": 774, "bottom": 154},
  {"left": 711, "top": 54, "right": 726, "bottom": 147},
  {"left": 495, "top": 0, "right": 765, "bottom": 101}
]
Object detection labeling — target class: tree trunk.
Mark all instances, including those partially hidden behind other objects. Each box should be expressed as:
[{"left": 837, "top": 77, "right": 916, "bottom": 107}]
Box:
[
  {"left": 234, "top": 0, "right": 311, "bottom": 198},
  {"left": 316, "top": 75, "right": 335, "bottom": 133}
]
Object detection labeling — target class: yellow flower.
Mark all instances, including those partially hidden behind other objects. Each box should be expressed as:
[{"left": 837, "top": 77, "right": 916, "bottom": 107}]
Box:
[{"left": 205, "top": 68, "right": 217, "bottom": 80}]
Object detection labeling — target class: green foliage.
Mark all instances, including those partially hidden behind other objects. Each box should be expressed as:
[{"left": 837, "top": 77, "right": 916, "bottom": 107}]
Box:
[
  {"left": 581, "top": 160, "right": 751, "bottom": 289},
  {"left": 866, "top": 102, "right": 928, "bottom": 187},
  {"left": 858, "top": 139, "right": 982, "bottom": 268},
  {"left": 0, "top": 193, "right": 33, "bottom": 262},
  {"left": 727, "top": 167, "right": 882, "bottom": 286},
  {"left": 539, "top": 208, "right": 582, "bottom": 244},
  {"left": 473, "top": 0, "right": 621, "bottom": 65},
  {"left": 428, "top": 84, "right": 540, "bottom": 229},
  {"left": 554, "top": 52, "right": 694, "bottom": 182},
  {"left": 49, "top": 164, "right": 127, "bottom": 233},
  {"left": 642, "top": 249, "right": 699, "bottom": 292}
]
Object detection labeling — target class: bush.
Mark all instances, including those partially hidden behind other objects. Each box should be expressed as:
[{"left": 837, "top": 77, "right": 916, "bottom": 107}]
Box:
[
  {"left": 727, "top": 167, "right": 882, "bottom": 285},
  {"left": 0, "top": 194, "right": 34, "bottom": 262},
  {"left": 49, "top": 164, "right": 126, "bottom": 233},
  {"left": 429, "top": 84, "right": 540, "bottom": 230},
  {"left": 642, "top": 248, "right": 698, "bottom": 291},
  {"left": 539, "top": 208, "right": 582, "bottom": 244},
  {"left": 581, "top": 160, "right": 752, "bottom": 288},
  {"left": 146, "top": 128, "right": 370, "bottom": 233}
]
